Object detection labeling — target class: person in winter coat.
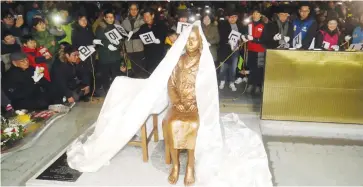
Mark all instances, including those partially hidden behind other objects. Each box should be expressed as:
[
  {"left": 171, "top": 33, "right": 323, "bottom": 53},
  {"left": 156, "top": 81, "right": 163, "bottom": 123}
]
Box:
[
  {"left": 2, "top": 52, "right": 52, "bottom": 110},
  {"left": 352, "top": 13, "right": 363, "bottom": 44},
  {"left": 241, "top": 9, "right": 269, "bottom": 95},
  {"left": 72, "top": 12, "right": 95, "bottom": 73},
  {"left": 95, "top": 9, "right": 124, "bottom": 92},
  {"left": 21, "top": 35, "right": 51, "bottom": 81},
  {"left": 32, "top": 18, "right": 59, "bottom": 70},
  {"left": 51, "top": 46, "right": 90, "bottom": 104},
  {"left": 315, "top": 17, "right": 346, "bottom": 51},
  {"left": 290, "top": 3, "right": 318, "bottom": 49},
  {"left": 202, "top": 14, "right": 220, "bottom": 66},
  {"left": 1, "top": 10, "right": 24, "bottom": 38},
  {"left": 268, "top": 7, "right": 294, "bottom": 49},
  {"left": 165, "top": 29, "right": 178, "bottom": 52},
  {"left": 1, "top": 31, "right": 21, "bottom": 55},
  {"left": 218, "top": 10, "right": 244, "bottom": 92},
  {"left": 121, "top": 3, "right": 146, "bottom": 78},
  {"left": 137, "top": 8, "right": 168, "bottom": 74}
]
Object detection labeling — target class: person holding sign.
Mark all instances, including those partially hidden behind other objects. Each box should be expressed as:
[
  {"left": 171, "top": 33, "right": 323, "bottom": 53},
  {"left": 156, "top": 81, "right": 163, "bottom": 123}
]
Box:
[
  {"left": 51, "top": 46, "right": 90, "bottom": 104},
  {"left": 138, "top": 8, "right": 168, "bottom": 74},
  {"left": 268, "top": 6, "right": 293, "bottom": 49},
  {"left": 315, "top": 17, "right": 345, "bottom": 51},
  {"left": 95, "top": 10, "right": 123, "bottom": 93},
  {"left": 217, "top": 10, "right": 243, "bottom": 92},
  {"left": 121, "top": 3, "right": 146, "bottom": 78},
  {"left": 291, "top": 3, "right": 317, "bottom": 49}
]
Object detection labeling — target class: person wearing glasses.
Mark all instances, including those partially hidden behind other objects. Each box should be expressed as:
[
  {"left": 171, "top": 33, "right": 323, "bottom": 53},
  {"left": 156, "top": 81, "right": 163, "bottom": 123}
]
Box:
[
  {"left": 1, "top": 10, "right": 24, "bottom": 43},
  {"left": 291, "top": 3, "right": 317, "bottom": 49}
]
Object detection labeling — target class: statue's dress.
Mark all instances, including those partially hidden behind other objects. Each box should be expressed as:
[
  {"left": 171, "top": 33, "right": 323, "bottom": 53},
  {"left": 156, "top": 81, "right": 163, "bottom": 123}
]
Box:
[{"left": 164, "top": 53, "right": 200, "bottom": 150}]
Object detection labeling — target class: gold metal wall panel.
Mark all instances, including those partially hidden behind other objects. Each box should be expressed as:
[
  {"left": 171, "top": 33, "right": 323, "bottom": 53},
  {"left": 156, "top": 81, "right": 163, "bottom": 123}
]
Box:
[{"left": 261, "top": 50, "right": 363, "bottom": 124}]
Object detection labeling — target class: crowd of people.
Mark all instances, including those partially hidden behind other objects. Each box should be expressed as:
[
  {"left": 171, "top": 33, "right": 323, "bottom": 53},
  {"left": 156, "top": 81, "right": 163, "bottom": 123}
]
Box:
[{"left": 1, "top": 1, "right": 363, "bottom": 117}]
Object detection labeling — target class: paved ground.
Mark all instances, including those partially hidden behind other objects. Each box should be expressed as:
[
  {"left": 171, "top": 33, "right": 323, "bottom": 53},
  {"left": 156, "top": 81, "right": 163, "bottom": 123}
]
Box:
[{"left": 2, "top": 85, "right": 363, "bottom": 186}]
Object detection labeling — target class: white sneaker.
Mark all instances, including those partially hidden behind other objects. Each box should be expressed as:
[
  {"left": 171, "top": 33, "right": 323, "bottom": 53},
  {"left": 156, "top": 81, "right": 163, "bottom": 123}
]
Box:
[
  {"left": 219, "top": 81, "right": 225, "bottom": 89},
  {"left": 242, "top": 77, "right": 248, "bottom": 83},
  {"left": 229, "top": 83, "right": 237, "bottom": 92},
  {"left": 235, "top": 77, "right": 243, "bottom": 84}
]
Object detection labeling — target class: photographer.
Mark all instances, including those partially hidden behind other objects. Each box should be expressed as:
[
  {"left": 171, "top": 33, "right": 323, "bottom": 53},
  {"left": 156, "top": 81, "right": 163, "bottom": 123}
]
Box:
[
  {"left": 51, "top": 46, "right": 90, "bottom": 104},
  {"left": 1, "top": 10, "right": 24, "bottom": 38}
]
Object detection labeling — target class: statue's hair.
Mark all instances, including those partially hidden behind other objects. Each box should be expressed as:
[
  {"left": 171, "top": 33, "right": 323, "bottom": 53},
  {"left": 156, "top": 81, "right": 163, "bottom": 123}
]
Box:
[{"left": 191, "top": 26, "right": 203, "bottom": 51}]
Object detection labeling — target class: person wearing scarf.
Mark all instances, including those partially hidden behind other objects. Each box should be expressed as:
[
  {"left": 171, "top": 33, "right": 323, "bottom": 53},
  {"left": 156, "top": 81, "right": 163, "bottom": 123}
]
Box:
[{"left": 269, "top": 7, "right": 293, "bottom": 49}]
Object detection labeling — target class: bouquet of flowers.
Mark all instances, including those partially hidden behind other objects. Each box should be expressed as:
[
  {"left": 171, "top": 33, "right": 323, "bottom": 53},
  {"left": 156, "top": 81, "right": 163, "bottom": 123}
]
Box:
[{"left": 1, "top": 115, "right": 26, "bottom": 149}]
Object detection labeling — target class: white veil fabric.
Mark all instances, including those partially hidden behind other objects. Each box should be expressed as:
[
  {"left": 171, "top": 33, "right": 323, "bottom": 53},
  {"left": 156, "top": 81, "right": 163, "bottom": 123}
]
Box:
[{"left": 66, "top": 21, "right": 272, "bottom": 187}]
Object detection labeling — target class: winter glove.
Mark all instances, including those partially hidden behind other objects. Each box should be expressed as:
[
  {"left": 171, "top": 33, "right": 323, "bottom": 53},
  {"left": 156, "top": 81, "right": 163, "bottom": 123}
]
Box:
[
  {"left": 273, "top": 33, "right": 282, "bottom": 41},
  {"left": 331, "top": 45, "right": 339, "bottom": 51},
  {"left": 345, "top": 35, "right": 352, "bottom": 42},
  {"left": 154, "top": 38, "right": 160, "bottom": 44},
  {"left": 32, "top": 67, "right": 44, "bottom": 83},
  {"left": 110, "top": 39, "right": 120, "bottom": 46},
  {"left": 247, "top": 35, "right": 253, "bottom": 41},
  {"left": 108, "top": 44, "right": 118, "bottom": 51},
  {"left": 284, "top": 36, "right": 290, "bottom": 43},
  {"left": 93, "top": 39, "right": 104, "bottom": 46},
  {"left": 241, "top": 35, "right": 248, "bottom": 42},
  {"left": 295, "top": 43, "right": 302, "bottom": 49}
]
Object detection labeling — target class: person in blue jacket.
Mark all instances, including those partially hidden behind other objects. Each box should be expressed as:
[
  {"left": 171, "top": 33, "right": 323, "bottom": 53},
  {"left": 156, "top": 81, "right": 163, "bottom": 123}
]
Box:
[
  {"left": 352, "top": 13, "right": 363, "bottom": 44},
  {"left": 291, "top": 3, "right": 317, "bottom": 49}
]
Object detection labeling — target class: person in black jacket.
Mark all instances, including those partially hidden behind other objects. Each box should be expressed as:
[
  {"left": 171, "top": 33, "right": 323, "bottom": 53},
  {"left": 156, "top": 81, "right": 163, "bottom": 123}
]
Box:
[
  {"left": 2, "top": 52, "right": 52, "bottom": 110},
  {"left": 72, "top": 12, "right": 95, "bottom": 71},
  {"left": 268, "top": 7, "right": 294, "bottom": 49},
  {"left": 95, "top": 9, "right": 123, "bottom": 92},
  {"left": 72, "top": 12, "right": 97, "bottom": 95},
  {"left": 1, "top": 31, "right": 21, "bottom": 55},
  {"left": 1, "top": 10, "right": 24, "bottom": 38},
  {"left": 137, "top": 8, "right": 168, "bottom": 75},
  {"left": 217, "top": 10, "right": 244, "bottom": 92},
  {"left": 51, "top": 46, "right": 90, "bottom": 104}
]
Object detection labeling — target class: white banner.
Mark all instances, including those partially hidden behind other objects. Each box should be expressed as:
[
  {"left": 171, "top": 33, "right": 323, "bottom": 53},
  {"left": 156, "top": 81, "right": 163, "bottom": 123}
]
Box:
[{"left": 176, "top": 22, "right": 191, "bottom": 34}]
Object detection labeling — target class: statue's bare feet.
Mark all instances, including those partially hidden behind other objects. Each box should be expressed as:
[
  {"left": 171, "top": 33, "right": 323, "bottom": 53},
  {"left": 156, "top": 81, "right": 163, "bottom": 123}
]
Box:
[
  {"left": 184, "top": 165, "right": 195, "bottom": 186},
  {"left": 168, "top": 164, "right": 179, "bottom": 184}
]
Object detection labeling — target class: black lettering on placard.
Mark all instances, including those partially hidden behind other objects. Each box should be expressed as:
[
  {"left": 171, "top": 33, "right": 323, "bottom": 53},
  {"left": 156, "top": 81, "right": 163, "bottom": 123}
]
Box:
[
  {"left": 181, "top": 23, "right": 188, "bottom": 33},
  {"left": 142, "top": 33, "right": 153, "bottom": 43},
  {"left": 79, "top": 46, "right": 91, "bottom": 57},
  {"left": 107, "top": 31, "right": 118, "bottom": 40},
  {"left": 229, "top": 33, "right": 239, "bottom": 42}
]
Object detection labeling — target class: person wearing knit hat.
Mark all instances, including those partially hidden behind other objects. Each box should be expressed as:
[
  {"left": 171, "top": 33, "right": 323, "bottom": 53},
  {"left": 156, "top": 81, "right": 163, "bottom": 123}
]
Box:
[
  {"left": 315, "top": 16, "right": 345, "bottom": 51},
  {"left": 268, "top": 5, "right": 293, "bottom": 49}
]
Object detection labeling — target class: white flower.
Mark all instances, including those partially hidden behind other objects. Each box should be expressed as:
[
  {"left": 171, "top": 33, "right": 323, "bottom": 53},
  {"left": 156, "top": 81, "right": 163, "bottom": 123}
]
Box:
[{"left": 4, "top": 127, "right": 13, "bottom": 136}]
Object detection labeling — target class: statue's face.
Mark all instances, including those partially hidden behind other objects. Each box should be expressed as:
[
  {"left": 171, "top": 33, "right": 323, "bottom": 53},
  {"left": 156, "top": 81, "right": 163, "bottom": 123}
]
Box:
[{"left": 186, "top": 29, "right": 201, "bottom": 53}]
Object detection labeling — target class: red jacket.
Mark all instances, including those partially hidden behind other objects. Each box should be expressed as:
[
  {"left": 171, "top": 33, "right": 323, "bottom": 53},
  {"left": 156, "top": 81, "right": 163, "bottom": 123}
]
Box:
[
  {"left": 247, "top": 22, "right": 266, "bottom": 52},
  {"left": 22, "top": 46, "right": 51, "bottom": 81}
]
